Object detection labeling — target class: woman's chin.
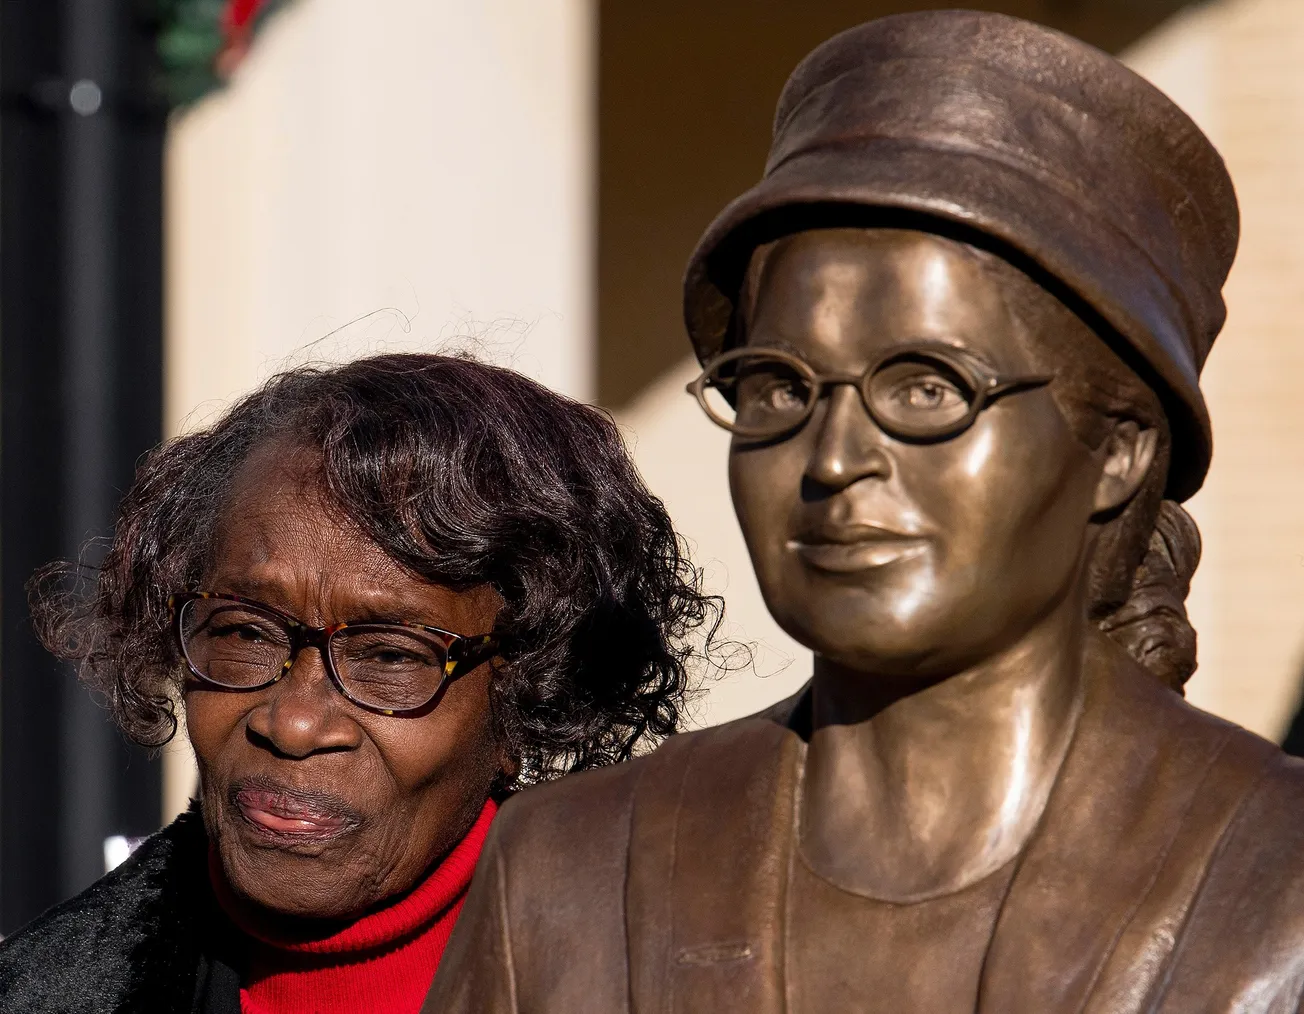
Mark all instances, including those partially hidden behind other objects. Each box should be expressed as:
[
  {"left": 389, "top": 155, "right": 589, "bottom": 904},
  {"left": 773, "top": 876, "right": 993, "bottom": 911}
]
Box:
[{"left": 222, "top": 851, "right": 374, "bottom": 922}]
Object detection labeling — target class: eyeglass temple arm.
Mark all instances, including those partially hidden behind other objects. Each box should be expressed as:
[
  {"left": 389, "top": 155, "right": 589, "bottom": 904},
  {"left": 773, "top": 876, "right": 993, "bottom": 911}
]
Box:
[
  {"left": 986, "top": 373, "right": 1054, "bottom": 398},
  {"left": 446, "top": 634, "right": 499, "bottom": 678}
]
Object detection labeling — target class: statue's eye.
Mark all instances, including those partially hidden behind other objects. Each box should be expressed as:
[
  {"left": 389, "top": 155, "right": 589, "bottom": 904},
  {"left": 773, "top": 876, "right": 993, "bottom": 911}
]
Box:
[
  {"left": 896, "top": 375, "right": 965, "bottom": 411},
  {"left": 732, "top": 357, "right": 813, "bottom": 428},
  {"left": 757, "top": 377, "right": 807, "bottom": 411},
  {"left": 870, "top": 359, "right": 974, "bottom": 433}
]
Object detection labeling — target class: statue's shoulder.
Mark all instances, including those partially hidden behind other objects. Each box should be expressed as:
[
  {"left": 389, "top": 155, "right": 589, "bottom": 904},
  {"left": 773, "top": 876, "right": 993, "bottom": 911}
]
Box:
[
  {"left": 1147, "top": 737, "right": 1304, "bottom": 1007},
  {"left": 490, "top": 709, "right": 801, "bottom": 875},
  {"left": 1136, "top": 662, "right": 1304, "bottom": 810},
  {"left": 1105, "top": 649, "right": 1304, "bottom": 858},
  {"left": 1117, "top": 667, "right": 1304, "bottom": 993},
  {"left": 1209, "top": 735, "right": 1304, "bottom": 869}
]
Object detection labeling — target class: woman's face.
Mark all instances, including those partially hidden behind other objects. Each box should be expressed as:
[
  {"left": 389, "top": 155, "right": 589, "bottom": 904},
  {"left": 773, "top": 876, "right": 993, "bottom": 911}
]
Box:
[
  {"left": 729, "top": 228, "right": 1118, "bottom": 679},
  {"left": 185, "top": 443, "right": 504, "bottom": 920}
]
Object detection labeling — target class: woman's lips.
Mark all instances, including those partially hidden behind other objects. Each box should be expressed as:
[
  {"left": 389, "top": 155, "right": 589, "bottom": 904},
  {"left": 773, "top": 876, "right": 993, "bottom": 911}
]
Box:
[
  {"left": 790, "top": 527, "right": 929, "bottom": 574},
  {"left": 232, "top": 783, "right": 360, "bottom": 845}
]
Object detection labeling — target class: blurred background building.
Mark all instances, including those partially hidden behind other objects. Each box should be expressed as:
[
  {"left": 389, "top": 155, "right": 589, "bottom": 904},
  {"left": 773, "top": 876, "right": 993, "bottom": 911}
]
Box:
[{"left": 3, "top": 0, "right": 1302, "bottom": 932}]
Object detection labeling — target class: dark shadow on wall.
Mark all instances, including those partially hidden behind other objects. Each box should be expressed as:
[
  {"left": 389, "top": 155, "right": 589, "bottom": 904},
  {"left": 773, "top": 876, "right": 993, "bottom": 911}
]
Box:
[
  {"left": 1280, "top": 673, "right": 1304, "bottom": 757},
  {"left": 597, "top": 0, "right": 1207, "bottom": 409}
]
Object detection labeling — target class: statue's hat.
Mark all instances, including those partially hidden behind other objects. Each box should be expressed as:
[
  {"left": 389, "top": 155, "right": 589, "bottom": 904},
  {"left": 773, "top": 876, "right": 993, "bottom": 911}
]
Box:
[{"left": 683, "top": 10, "right": 1239, "bottom": 501}]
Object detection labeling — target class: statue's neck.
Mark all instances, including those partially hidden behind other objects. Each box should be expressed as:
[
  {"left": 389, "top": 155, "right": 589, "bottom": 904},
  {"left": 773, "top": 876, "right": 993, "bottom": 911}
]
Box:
[{"left": 799, "top": 600, "right": 1087, "bottom": 902}]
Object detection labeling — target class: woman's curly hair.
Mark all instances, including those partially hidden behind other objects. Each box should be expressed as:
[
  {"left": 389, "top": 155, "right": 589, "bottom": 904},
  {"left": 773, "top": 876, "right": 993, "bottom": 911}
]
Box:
[{"left": 29, "top": 353, "right": 722, "bottom": 786}]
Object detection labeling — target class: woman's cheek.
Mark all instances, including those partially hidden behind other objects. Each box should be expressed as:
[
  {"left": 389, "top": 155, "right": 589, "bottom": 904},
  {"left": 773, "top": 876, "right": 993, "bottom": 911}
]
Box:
[{"left": 181, "top": 691, "right": 221, "bottom": 766}]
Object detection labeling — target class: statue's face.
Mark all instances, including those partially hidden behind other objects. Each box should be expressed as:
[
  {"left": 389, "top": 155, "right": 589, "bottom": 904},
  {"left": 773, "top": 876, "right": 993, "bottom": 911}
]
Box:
[{"left": 729, "top": 228, "right": 1107, "bottom": 677}]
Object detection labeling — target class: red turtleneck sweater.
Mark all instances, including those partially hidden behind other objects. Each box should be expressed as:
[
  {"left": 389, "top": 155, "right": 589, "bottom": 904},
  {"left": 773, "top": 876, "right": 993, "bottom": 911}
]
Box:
[{"left": 213, "top": 799, "right": 497, "bottom": 1014}]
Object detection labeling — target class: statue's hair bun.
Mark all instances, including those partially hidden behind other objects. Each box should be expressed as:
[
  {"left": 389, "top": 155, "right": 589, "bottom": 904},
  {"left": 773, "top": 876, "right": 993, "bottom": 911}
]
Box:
[{"left": 1097, "top": 500, "right": 1201, "bottom": 690}]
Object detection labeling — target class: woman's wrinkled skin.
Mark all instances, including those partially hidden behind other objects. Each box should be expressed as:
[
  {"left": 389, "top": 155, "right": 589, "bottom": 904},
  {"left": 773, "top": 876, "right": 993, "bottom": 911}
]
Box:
[
  {"left": 186, "top": 442, "right": 506, "bottom": 923},
  {"left": 729, "top": 228, "right": 1158, "bottom": 899}
]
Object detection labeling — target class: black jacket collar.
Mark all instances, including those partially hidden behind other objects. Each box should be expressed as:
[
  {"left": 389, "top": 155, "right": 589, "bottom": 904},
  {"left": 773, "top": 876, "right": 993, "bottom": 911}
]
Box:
[{"left": 0, "top": 806, "right": 240, "bottom": 1014}]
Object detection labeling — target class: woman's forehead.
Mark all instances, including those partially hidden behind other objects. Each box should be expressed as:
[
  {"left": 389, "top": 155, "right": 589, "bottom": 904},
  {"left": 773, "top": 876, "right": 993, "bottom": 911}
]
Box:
[
  {"left": 226, "top": 436, "right": 323, "bottom": 501},
  {"left": 212, "top": 445, "right": 397, "bottom": 575},
  {"left": 205, "top": 495, "right": 492, "bottom": 629},
  {"left": 206, "top": 441, "right": 499, "bottom": 625},
  {"left": 210, "top": 489, "right": 402, "bottom": 586}
]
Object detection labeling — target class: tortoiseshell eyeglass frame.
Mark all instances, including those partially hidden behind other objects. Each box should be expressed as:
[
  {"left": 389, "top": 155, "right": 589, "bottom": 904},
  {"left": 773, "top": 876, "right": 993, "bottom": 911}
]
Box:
[{"left": 167, "top": 590, "right": 499, "bottom": 717}]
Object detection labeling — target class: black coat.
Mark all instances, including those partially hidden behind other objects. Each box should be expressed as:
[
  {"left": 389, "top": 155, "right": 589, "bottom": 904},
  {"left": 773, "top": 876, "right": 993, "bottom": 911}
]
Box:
[{"left": 0, "top": 807, "right": 240, "bottom": 1014}]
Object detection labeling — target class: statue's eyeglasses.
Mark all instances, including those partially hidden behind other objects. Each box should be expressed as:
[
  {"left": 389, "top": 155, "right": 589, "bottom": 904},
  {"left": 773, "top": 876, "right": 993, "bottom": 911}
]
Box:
[
  {"left": 687, "top": 342, "right": 1053, "bottom": 443},
  {"left": 168, "top": 592, "right": 498, "bottom": 717}
]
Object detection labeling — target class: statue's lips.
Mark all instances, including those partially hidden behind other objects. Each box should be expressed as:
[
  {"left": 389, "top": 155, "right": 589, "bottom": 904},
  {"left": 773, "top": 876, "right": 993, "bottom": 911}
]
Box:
[
  {"left": 233, "top": 783, "right": 360, "bottom": 843},
  {"left": 789, "top": 527, "right": 928, "bottom": 573}
]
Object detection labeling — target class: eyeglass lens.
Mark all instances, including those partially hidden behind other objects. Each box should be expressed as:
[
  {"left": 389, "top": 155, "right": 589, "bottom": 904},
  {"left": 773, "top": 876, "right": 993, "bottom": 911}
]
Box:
[
  {"left": 180, "top": 597, "right": 450, "bottom": 712},
  {"left": 703, "top": 350, "right": 977, "bottom": 439},
  {"left": 702, "top": 355, "right": 814, "bottom": 435}
]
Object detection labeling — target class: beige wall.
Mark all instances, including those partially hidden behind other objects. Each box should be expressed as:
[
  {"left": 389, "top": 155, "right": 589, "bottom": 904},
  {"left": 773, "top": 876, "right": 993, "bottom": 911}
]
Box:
[
  {"left": 618, "top": 0, "right": 1304, "bottom": 735},
  {"left": 161, "top": 0, "right": 596, "bottom": 819},
  {"left": 166, "top": 0, "right": 595, "bottom": 421}
]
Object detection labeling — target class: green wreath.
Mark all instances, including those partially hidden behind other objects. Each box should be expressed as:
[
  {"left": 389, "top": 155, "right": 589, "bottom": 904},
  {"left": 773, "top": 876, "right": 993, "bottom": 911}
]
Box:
[{"left": 155, "top": 0, "right": 290, "bottom": 108}]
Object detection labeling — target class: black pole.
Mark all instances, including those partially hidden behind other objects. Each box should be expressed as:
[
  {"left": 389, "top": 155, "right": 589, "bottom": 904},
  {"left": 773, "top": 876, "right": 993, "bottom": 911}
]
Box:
[{"left": 1, "top": 0, "right": 165, "bottom": 932}]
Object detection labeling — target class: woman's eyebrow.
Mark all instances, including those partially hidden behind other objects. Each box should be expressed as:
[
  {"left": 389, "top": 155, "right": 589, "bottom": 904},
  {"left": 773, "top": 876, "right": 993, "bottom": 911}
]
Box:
[
  {"left": 208, "top": 575, "right": 282, "bottom": 600},
  {"left": 203, "top": 575, "right": 447, "bottom": 626},
  {"left": 336, "top": 593, "right": 457, "bottom": 626},
  {"left": 341, "top": 605, "right": 423, "bottom": 625}
]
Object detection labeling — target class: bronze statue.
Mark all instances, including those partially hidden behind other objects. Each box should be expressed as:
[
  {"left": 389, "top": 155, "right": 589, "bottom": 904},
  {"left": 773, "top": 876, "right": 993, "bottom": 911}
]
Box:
[{"left": 426, "top": 11, "right": 1304, "bottom": 1012}]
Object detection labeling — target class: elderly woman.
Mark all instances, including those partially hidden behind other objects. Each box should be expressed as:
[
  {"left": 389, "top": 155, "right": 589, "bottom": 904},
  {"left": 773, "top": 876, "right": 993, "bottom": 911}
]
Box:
[
  {"left": 0, "top": 353, "right": 716, "bottom": 1013},
  {"left": 427, "top": 12, "right": 1304, "bottom": 1013}
]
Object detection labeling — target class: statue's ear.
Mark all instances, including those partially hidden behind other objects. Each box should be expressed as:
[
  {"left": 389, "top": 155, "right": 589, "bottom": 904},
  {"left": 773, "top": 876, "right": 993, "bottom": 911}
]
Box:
[{"left": 1093, "top": 419, "right": 1159, "bottom": 514}]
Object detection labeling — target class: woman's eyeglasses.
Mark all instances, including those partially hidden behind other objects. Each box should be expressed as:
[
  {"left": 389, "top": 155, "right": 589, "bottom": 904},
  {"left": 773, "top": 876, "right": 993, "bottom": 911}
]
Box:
[
  {"left": 686, "top": 342, "right": 1052, "bottom": 443},
  {"left": 168, "top": 592, "right": 498, "bottom": 717}
]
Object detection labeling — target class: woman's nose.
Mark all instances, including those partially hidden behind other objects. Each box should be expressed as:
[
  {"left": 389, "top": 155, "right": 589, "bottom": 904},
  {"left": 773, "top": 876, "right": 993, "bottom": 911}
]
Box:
[
  {"left": 244, "top": 649, "right": 364, "bottom": 759},
  {"left": 803, "top": 384, "right": 892, "bottom": 494}
]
